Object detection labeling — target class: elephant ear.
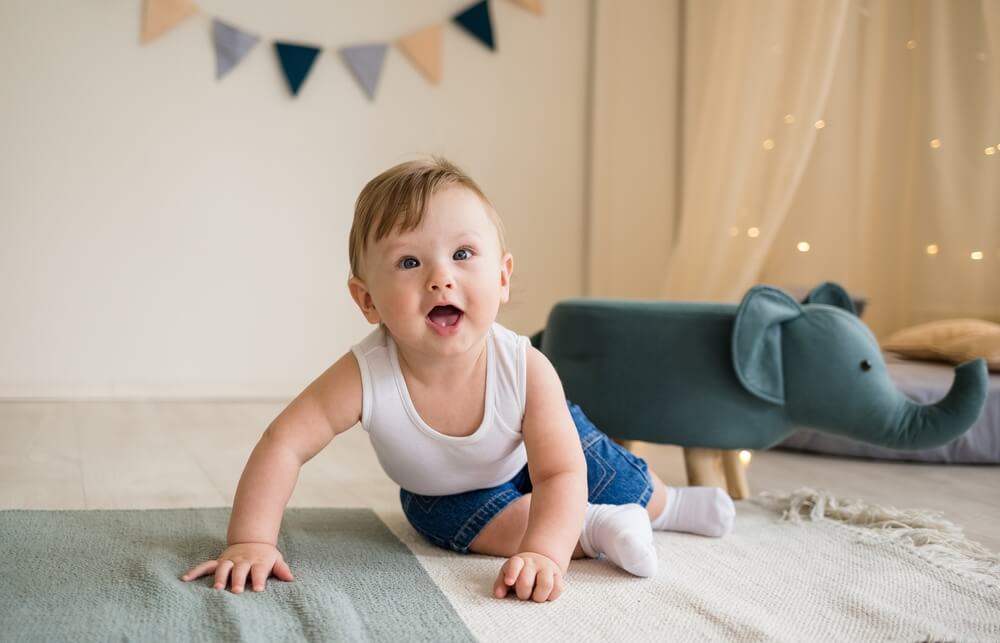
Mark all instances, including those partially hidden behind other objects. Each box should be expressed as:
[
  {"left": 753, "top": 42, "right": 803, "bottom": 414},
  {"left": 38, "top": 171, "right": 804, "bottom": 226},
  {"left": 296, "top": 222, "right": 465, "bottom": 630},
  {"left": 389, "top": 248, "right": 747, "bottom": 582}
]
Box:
[
  {"left": 803, "top": 281, "right": 857, "bottom": 315},
  {"left": 732, "top": 286, "right": 804, "bottom": 405}
]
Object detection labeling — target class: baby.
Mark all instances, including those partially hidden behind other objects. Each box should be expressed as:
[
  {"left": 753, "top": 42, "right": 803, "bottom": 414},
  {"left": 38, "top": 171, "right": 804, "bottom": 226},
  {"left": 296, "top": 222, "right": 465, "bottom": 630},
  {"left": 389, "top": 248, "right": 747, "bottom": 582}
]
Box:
[{"left": 182, "top": 157, "right": 736, "bottom": 602}]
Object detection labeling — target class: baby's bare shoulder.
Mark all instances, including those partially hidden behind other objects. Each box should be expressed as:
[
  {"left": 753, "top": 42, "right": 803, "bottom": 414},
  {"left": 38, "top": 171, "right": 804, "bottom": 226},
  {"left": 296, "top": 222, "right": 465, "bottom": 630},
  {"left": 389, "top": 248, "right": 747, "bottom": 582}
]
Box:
[
  {"left": 305, "top": 352, "right": 363, "bottom": 435},
  {"left": 269, "top": 352, "right": 362, "bottom": 448}
]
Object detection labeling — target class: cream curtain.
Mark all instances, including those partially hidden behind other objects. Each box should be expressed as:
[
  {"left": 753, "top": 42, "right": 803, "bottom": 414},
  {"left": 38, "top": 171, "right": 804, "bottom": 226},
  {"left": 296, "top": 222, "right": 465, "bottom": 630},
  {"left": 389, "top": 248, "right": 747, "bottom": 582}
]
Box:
[
  {"left": 663, "top": 0, "right": 850, "bottom": 301},
  {"left": 665, "top": 0, "right": 1000, "bottom": 338},
  {"left": 983, "top": 1, "right": 1000, "bottom": 102}
]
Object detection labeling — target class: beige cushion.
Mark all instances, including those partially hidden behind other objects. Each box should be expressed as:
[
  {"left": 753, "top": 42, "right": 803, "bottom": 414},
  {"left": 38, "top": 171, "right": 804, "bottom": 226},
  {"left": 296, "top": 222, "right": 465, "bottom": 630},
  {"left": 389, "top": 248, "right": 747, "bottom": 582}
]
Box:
[{"left": 882, "top": 319, "right": 1000, "bottom": 372}]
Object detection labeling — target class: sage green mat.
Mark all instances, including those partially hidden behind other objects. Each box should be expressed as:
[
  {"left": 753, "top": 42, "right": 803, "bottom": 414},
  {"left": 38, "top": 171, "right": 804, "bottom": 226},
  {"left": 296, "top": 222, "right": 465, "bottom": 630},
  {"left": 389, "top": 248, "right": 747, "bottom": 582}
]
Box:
[{"left": 0, "top": 508, "right": 473, "bottom": 642}]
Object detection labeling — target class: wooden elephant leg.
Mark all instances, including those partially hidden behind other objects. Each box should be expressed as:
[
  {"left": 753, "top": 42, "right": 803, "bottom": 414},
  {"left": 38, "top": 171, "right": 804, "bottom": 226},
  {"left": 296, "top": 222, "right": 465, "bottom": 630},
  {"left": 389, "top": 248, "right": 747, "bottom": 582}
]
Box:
[
  {"left": 683, "top": 448, "right": 750, "bottom": 500},
  {"left": 683, "top": 447, "right": 726, "bottom": 490},
  {"left": 721, "top": 449, "right": 750, "bottom": 500}
]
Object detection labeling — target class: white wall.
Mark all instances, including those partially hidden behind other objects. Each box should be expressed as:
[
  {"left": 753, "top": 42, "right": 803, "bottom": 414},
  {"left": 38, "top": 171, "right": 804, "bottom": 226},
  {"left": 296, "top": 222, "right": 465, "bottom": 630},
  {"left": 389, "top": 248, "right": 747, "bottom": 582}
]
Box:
[{"left": 0, "top": 0, "right": 591, "bottom": 398}]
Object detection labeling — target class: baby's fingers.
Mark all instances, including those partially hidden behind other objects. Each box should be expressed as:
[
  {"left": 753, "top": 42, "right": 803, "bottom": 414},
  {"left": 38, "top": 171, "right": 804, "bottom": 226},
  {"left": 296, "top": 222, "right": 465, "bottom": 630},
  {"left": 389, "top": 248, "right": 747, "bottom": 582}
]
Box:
[
  {"left": 503, "top": 556, "right": 525, "bottom": 586},
  {"left": 181, "top": 560, "right": 218, "bottom": 582},
  {"left": 494, "top": 556, "right": 525, "bottom": 598},
  {"left": 514, "top": 563, "right": 538, "bottom": 601},
  {"left": 213, "top": 559, "right": 234, "bottom": 590},
  {"left": 548, "top": 574, "right": 564, "bottom": 602},
  {"left": 249, "top": 564, "right": 270, "bottom": 592},
  {"left": 493, "top": 570, "right": 509, "bottom": 598},
  {"left": 531, "top": 569, "right": 557, "bottom": 603},
  {"left": 229, "top": 562, "right": 252, "bottom": 593},
  {"left": 272, "top": 557, "right": 295, "bottom": 582}
]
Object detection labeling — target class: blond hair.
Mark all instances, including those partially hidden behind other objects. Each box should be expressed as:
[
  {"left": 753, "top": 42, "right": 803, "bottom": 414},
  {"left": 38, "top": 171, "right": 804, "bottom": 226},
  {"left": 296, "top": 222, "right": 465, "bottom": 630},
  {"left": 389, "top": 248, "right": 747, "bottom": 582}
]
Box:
[{"left": 348, "top": 157, "right": 506, "bottom": 278}]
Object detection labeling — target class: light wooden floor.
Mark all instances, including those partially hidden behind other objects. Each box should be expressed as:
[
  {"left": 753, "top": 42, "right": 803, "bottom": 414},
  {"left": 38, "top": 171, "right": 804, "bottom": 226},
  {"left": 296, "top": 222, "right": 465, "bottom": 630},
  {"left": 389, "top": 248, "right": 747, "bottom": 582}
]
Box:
[{"left": 2, "top": 401, "right": 998, "bottom": 551}]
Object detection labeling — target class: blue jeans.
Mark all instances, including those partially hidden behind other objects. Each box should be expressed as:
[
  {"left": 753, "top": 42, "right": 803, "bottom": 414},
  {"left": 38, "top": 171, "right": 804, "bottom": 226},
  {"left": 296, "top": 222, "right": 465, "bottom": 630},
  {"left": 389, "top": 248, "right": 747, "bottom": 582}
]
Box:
[{"left": 399, "top": 401, "right": 653, "bottom": 553}]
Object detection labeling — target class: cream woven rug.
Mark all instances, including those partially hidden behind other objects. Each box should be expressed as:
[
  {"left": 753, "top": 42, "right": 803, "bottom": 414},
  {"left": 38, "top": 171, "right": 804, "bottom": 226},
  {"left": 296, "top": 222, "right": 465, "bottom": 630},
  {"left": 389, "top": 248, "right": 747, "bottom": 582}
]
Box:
[{"left": 379, "top": 489, "right": 1000, "bottom": 642}]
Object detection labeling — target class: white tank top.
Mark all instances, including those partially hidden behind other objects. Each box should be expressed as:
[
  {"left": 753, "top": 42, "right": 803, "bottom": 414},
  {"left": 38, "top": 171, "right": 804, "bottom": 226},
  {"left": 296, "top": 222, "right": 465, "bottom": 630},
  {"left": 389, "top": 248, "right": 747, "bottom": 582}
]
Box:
[{"left": 350, "top": 322, "right": 530, "bottom": 496}]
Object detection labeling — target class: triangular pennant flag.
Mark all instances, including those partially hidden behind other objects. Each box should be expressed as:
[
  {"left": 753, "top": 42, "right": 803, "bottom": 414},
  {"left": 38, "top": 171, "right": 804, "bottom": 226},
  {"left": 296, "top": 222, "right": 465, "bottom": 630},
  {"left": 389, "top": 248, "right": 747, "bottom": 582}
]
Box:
[
  {"left": 212, "top": 19, "right": 259, "bottom": 80},
  {"left": 274, "top": 42, "right": 321, "bottom": 97},
  {"left": 340, "top": 44, "right": 389, "bottom": 101},
  {"left": 510, "top": 0, "right": 544, "bottom": 16},
  {"left": 141, "top": 0, "right": 197, "bottom": 44},
  {"left": 397, "top": 25, "right": 444, "bottom": 85},
  {"left": 453, "top": 0, "right": 496, "bottom": 52}
]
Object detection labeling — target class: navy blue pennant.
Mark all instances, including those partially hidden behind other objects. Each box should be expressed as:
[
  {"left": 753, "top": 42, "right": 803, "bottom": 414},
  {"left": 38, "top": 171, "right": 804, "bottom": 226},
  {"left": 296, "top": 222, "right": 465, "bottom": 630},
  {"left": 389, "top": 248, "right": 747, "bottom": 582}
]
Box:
[
  {"left": 274, "top": 42, "right": 321, "bottom": 96},
  {"left": 453, "top": 0, "right": 495, "bottom": 52}
]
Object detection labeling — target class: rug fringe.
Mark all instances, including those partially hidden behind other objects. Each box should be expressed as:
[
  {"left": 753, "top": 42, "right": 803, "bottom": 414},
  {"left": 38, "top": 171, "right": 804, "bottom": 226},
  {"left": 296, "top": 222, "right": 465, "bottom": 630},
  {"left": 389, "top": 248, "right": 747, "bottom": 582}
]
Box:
[{"left": 756, "top": 488, "right": 1000, "bottom": 580}]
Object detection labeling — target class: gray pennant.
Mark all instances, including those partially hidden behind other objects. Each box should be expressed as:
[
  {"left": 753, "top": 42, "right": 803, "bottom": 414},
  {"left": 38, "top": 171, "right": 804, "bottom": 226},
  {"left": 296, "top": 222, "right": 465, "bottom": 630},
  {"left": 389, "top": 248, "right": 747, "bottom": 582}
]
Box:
[
  {"left": 212, "top": 18, "right": 259, "bottom": 80},
  {"left": 341, "top": 44, "right": 389, "bottom": 100}
]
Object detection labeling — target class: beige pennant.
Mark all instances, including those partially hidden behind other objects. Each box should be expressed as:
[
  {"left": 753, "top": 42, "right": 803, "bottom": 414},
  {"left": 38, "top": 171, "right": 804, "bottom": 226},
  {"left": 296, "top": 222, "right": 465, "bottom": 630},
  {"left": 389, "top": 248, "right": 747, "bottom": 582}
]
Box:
[
  {"left": 141, "top": 0, "right": 198, "bottom": 44},
  {"left": 397, "top": 24, "right": 443, "bottom": 85},
  {"left": 511, "top": 0, "right": 544, "bottom": 16}
]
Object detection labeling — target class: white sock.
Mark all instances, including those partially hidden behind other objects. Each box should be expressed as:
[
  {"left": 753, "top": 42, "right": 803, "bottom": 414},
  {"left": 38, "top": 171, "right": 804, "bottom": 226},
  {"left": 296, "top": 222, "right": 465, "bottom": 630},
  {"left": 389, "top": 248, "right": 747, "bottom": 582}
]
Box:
[
  {"left": 578, "top": 503, "right": 657, "bottom": 577},
  {"left": 650, "top": 486, "right": 735, "bottom": 538}
]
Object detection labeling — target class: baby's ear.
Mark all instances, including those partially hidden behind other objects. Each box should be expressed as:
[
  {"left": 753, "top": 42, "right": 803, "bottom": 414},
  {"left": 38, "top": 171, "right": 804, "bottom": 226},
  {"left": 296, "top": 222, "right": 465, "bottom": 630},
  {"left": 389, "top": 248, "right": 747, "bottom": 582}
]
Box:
[
  {"left": 348, "top": 277, "right": 381, "bottom": 324},
  {"left": 499, "top": 253, "right": 513, "bottom": 304}
]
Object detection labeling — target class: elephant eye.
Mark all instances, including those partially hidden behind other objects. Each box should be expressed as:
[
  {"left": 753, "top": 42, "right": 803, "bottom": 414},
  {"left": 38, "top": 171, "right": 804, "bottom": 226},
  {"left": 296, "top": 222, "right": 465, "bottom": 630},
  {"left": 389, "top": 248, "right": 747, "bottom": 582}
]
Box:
[{"left": 860, "top": 359, "right": 872, "bottom": 371}]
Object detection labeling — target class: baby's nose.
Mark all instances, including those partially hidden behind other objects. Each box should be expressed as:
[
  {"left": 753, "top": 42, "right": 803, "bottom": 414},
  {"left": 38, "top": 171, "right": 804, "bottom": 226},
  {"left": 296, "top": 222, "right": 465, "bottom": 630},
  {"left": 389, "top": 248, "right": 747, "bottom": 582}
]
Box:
[
  {"left": 429, "top": 280, "right": 454, "bottom": 291},
  {"left": 427, "top": 268, "right": 454, "bottom": 291}
]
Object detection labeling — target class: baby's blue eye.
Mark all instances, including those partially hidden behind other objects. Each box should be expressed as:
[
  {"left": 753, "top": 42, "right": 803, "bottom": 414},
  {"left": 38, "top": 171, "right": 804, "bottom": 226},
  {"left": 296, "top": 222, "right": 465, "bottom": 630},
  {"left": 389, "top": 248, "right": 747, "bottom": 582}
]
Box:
[
  {"left": 453, "top": 248, "right": 472, "bottom": 261},
  {"left": 399, "top": 257, "right": 420, "bottom": 270}
]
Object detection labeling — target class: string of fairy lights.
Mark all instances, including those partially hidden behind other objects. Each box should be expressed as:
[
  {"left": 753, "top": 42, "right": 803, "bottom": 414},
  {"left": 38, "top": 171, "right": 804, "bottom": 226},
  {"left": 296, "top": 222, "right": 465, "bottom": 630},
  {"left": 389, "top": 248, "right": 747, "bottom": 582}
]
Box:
[{"left": 727, "top": 36, "right": 997, "bottom": 264}]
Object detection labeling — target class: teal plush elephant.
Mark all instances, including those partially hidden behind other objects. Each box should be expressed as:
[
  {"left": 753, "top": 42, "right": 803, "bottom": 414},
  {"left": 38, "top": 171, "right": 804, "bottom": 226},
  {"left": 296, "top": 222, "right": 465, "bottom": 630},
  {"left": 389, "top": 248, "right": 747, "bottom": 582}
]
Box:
[{"left": 535, "top": 283, "right": 988, "bottom": 451}]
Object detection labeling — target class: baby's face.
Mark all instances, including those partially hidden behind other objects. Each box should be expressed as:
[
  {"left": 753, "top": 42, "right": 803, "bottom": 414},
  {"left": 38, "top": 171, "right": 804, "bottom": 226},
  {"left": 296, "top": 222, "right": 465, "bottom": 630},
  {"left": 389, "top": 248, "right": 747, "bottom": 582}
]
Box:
[{"left": 349, "top": 186, "right": 512, "bottom": 358}]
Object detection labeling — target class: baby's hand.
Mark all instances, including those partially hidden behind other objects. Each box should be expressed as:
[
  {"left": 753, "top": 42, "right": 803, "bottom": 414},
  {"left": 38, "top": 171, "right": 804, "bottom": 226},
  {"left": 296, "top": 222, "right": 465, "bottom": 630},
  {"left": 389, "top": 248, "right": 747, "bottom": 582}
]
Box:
[
  {"left": 493, "top": 552, "right": 563, "bottom": 602},
  {"left": 181, "top": 542, "right": 294, "bottom": 593}
]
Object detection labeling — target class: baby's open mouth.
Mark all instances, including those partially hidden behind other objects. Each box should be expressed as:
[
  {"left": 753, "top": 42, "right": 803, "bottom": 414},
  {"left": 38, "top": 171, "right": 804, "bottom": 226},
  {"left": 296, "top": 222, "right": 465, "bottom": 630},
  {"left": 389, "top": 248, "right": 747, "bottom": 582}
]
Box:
[{"left": 427, "top": 305, "right": 463, "bottom": 328}]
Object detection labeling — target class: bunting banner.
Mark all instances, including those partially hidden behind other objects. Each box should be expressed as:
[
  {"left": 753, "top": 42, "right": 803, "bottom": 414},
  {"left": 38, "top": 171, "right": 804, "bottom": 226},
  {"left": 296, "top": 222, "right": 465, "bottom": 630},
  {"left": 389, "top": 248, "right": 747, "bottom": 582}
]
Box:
[
  {"left": 274, "top": 42, "right": 322, "bottom": 97},
  {"left": 139, "top": 0, "right": 541, "bottom": 99},
  {"left": 141, "top": 0, "right": 197, "bottom": 44},
  {"left": 397, "top": 25, "right": 444, "bottom": 85},
  {"left": 341, "top": 44, "right": 389, "bottom": 101},
  {"left": 511, "top": 0, "right": 544, "bottom": 16},
  {"left": 212, "top": 19, "right": 259, "bottom": 80},
  {"left": 453, "top": 1, "right": 496, "bottom": 52}
]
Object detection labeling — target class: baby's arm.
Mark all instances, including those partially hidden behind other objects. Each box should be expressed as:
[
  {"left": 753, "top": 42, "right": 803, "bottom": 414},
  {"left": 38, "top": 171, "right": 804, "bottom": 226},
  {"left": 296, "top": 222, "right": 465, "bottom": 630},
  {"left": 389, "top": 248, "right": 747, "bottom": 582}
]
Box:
[
  {"left": 181, "top": 351, "right": 363, "bottom": 593},
  {"left": 495, "top": 347, "right": 587, "bottom": 600}
]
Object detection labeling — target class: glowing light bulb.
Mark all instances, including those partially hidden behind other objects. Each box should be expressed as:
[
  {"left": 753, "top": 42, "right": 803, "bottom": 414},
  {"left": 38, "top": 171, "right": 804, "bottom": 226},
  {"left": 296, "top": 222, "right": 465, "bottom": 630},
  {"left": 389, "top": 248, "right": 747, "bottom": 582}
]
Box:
[
  {"left": 784, "top": 114, "right": 795, "bottom": 124},
  {"left": 739, "top": 450, "right": 752, "bottom": 465},
  {"left": 906, "top": 39, "right": 917, "bottom": 49},
  {"left": 797, "top": 241, "right": 811, "bottom": 252},
  {"left": 814, "top": 120, "right": 826, "bottom": 129},
  {"left": 986, "top": 146, "right": 997, "bottom": 156},
  {"left": 971, "top": 251, "right": 984, "bottom": 260},
  {"left": 747, "top": 227, "right": 760, "bottom": 238},
  {"left": 929, "top": 139, "right": 941, "bottom": 149},
  {"left": 762, "top": 138, "right": 775, "bottom": 151},
  {"left": 926, "top": 244, "right": 939, "bottom": 255}
]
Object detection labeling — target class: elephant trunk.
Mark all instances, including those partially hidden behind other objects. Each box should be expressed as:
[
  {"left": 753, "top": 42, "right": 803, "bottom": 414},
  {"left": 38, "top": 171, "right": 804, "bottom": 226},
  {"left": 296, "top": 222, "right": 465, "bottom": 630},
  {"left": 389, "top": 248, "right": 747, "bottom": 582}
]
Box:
[{"left": 884, "top": 359, "right": 989, "bottom": 450}]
